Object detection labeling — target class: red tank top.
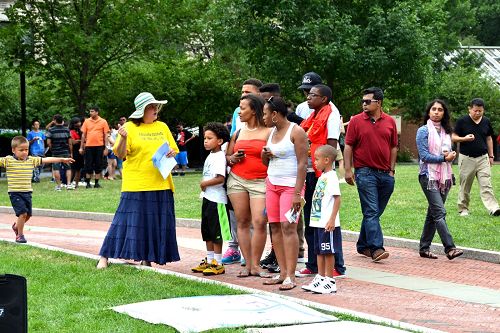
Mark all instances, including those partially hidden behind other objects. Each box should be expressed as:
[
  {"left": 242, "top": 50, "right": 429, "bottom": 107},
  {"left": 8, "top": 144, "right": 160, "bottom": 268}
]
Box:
[{"left": 231, "top": 140, "right": 268, "bottom": 179}]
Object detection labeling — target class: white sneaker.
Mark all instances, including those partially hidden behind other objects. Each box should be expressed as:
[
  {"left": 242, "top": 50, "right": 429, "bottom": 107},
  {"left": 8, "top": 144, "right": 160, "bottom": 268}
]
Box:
[
  {"left": 55, "top": 186, "right": 62, "bottom": 191},
  {"left": 66, "top": 184, "right": 75, "bottom": 190},
  {"left": 310, "top": 278, "right": 337, "bottom": 294},
  {"left": 301, "top": 274, "right": 323, "bottom": 292},
  {"left": 459, "top": 210, "right": 469, "bottom": 217}
]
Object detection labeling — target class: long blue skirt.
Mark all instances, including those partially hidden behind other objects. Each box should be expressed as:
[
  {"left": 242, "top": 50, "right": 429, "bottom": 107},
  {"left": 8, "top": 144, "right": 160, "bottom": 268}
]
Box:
[{"left": 99, "top": 190, "right": 180, "bottom": 265}]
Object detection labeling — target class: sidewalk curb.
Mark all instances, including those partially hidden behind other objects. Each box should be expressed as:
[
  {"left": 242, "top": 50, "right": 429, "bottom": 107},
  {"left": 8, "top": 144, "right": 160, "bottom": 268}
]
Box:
[{"left": 1, "top": 206, "right": 498, "bottom": 264}]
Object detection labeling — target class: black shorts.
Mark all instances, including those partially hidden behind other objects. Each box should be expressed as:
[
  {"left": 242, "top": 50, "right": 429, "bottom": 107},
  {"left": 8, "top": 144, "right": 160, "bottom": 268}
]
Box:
[
  {"left": 314, "top": 227, "right": 340, "bottom": 255},
  {"left": 84, "top": 146, "right": 105, "bottom": 173},
  {"left": 201, "top": 198, "right": 230, "bottom": 243},
  {"left": 9, "top": 192, "right": 32, "bottom": 217}
]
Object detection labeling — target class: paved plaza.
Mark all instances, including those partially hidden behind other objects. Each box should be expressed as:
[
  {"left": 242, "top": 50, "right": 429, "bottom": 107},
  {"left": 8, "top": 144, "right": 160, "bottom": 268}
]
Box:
[{"left": 0, "top": 211, "right": 499, "bottom": 333}]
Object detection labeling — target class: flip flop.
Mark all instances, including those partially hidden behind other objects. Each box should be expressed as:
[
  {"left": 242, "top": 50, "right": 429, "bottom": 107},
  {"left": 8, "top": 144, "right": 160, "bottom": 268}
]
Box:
[
  {"left": 263, "top": 275, "right": 285, "bottom": 285},
  {"left": 279, "top": 277, "right": 297, "bottom": 291},
  {"left": 237, "top": 269, "right": 250, "bottom": 278},
  {"left": 251, "top": 271, "right": 273, "bottom": 278}
]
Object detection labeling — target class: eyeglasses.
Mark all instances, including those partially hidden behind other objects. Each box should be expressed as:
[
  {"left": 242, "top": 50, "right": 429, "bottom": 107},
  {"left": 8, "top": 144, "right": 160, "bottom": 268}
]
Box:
[
  {"left": 362, "top": 99, "right": 378, "bottom": 105},
  {"left": 307, "top": 93, "right": 323, "bottom": 98}
]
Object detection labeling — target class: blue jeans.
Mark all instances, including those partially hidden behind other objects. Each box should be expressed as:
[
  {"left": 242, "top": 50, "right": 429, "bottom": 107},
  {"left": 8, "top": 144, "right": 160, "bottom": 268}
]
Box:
[
  {"left": 304, "top": 172, "right": 345, "bottom": 274},
  {"left": 418, "top": 175, "right": 455, "bottom": 253},
  {"left": 355, "top": 167, "right": 395, "bottom": 254}
]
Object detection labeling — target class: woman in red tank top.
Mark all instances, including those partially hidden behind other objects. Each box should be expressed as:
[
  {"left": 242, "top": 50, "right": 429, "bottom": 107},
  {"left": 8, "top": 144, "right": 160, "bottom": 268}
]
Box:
[{"left": 226, "top": 94, "right": 272, "bottom": 277}]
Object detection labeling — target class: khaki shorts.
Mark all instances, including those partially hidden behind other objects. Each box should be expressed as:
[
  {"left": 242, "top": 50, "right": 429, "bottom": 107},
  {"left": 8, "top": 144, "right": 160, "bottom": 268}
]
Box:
[
  {"left": 336, "top": 148, "right": 343, "bottom": 161},
  {"left": 227, "top": 173, "right": 266, "bottom": 198}
]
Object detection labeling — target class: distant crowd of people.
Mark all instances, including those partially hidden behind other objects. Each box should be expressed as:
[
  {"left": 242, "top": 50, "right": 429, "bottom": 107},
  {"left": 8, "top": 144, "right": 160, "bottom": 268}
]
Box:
[{"left": 1, "top": 72, "right": 499, "bottom": 295}]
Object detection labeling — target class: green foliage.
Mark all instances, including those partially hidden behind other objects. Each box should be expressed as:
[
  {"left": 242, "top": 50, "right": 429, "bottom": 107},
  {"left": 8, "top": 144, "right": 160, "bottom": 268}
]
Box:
[
  {"left": 471, "top": 0, "right": 500, "bottom": 45},
  {"left": 2, "top": 0, "right": 180, "bottom": 115},
  {"left": 431, "top": 66, "right": 500, "bottom": 128}
]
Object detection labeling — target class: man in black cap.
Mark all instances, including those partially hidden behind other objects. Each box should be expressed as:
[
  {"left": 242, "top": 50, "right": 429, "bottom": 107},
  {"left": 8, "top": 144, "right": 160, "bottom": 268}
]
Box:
[
  {"left": 295, "top": 72, "right": 323, "bottom": 121},
  {"left": 295, "top": 72, "right": 346, "bottom": 278}
]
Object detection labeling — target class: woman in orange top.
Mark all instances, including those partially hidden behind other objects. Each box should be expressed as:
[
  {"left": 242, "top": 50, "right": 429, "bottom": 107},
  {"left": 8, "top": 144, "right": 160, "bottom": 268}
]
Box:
[{"left": 226, "top": 94, "right": 272, "bottom": 277}]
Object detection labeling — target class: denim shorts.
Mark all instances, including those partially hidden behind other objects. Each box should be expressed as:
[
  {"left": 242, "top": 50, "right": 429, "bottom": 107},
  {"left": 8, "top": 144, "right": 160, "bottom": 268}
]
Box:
[{"left": 9, "top": 192, "right": 32, "bottom": 217}]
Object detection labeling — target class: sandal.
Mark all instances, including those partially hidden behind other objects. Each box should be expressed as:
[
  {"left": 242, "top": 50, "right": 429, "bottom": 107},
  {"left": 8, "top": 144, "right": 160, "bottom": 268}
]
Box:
[
  {"left": 237, "top": 269, "right": 250, "bottom": 278},
  {"left": 419, "top": 251, "right": 438, "bottom": 259},
  {"left": 279, "top": 277, "right": 296, "bottom": 291},
  {"left": 249, "top": 271, "right": 273, "bottom": 278},
  {"left": 263, "top": 275, "right": 285, "bottom": 285},
  {"left": 446, "top": 248, "right": 464, "bottom": 260}
]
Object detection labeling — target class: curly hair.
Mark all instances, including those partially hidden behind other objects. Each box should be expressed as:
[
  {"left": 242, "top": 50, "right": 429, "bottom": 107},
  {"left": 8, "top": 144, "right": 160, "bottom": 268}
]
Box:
[{"left": 203, "top": 122, "right": 230, "bottom": 143}]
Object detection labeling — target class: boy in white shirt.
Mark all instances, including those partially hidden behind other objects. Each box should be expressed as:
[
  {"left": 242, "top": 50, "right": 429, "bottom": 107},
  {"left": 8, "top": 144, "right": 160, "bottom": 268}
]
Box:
[
  {"left": 191, "top": 122, "right": 231, "bottom": 275},
  {"left": 302, "top": 145, "right": 341, "bottom": 294}
]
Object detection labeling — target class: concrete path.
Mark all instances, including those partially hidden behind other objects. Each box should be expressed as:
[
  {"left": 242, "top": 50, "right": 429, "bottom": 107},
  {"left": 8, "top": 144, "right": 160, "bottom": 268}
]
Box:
[{"left": 0, "top": 213, "right": 499, "bottom": 333}]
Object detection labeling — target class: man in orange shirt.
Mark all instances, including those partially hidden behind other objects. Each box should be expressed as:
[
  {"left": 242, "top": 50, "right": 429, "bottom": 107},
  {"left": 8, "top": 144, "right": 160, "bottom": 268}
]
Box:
[{"left": 79, "top": 106, "right": 110, "bottom": 188}]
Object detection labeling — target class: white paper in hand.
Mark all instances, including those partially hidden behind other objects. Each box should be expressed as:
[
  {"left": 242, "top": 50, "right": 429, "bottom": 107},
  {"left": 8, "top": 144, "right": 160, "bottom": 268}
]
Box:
[{"left": 152, "top": 142, "right": 177, "bottom": 179}]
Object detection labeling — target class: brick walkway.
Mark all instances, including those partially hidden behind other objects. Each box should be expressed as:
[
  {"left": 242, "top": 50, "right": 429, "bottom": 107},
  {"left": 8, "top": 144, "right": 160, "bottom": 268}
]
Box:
[{"left": 0, "top": 213, "right": 499, "bottom": 333}]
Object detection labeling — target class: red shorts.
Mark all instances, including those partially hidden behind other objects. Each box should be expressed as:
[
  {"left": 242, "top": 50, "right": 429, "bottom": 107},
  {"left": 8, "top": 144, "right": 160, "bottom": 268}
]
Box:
[{"left": 265, "top": 178, "right": 304, "bottom": 223}]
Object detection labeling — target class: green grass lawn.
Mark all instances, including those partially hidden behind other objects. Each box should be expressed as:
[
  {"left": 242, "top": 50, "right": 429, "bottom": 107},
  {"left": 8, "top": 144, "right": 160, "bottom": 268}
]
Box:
[
  {"left": 0, "top": 243, "right": 408, "bottom": 332},
  {"left": 0, "top": 165, "right": 499, "bottom": 251}
]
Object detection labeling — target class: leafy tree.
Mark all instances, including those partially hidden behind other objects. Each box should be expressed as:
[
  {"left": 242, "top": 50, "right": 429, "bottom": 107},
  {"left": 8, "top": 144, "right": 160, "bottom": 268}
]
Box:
[
  {"left": 205, "top": 0, "right": 478, "bottom": 118},
  {"left": 1, "top": 0, "right": 178, "bottom": 116},
  {"left": 471, "top": 0, "right": 500, "bottom": 45}
]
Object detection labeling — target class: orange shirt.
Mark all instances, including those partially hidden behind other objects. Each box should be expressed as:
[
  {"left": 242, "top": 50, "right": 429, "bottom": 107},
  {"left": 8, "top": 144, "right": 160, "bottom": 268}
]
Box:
[{"left": 81, "top": 116, "right": 110, "bottom": 147}]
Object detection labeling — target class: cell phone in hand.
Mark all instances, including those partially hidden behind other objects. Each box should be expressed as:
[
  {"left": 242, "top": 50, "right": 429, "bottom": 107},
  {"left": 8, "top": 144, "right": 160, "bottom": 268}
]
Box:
[
  {"left": 237, "top": 149, "right": 245, "bottom": 157},
  {"left": 263, "top": 146, "right": 270, "bottom": 152}
]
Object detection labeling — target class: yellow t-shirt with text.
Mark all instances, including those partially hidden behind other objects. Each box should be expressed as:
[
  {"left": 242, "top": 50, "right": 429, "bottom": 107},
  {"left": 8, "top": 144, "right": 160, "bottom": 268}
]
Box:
[{"left": 116, "top": 121, "right": 179, "bottom": 192}]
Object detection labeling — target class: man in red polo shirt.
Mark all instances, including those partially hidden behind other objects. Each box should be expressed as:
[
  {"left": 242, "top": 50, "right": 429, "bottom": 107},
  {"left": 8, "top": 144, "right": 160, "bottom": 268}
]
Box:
[
  {"left": 344, "top": 87, "right": 397, "bottom": 262},
  {"left": 79, "top": 106, "right": 110, "bottom": 189}
]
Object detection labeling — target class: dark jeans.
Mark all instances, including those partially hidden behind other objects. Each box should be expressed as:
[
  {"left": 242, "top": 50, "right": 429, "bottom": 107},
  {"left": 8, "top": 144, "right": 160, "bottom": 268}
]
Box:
[
  {"left": 418, "top": 175, "right": 455, "bottom": 253},
  {"left": 355, "top": 167, "right": 395, "bottom": 254},
  {"left": 304, "top": 172, "right": 345, "bottom": 274}
]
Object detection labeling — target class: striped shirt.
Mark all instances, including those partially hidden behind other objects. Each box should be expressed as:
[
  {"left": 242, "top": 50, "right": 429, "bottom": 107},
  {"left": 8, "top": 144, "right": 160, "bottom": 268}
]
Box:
[
  {"left": 0, "top": 156, "right": 42, "bottom": 192},
  {"left": 47, "top": 125, "right": 70, "bottom": 156}
]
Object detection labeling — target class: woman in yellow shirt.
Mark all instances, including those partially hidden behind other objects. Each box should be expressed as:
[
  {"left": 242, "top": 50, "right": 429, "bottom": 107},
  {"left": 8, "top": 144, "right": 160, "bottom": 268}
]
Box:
[{"left": 97, "top": 92, "right": 180, "bottom": 268}]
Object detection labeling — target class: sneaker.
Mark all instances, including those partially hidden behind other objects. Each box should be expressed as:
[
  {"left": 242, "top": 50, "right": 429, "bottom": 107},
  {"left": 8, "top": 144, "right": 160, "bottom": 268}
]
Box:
[
  {"left": 66, "top": 184, "right": 75, "bottom": 190},
  {"left": 221, "top": 248, "right": 241, "bottom": 265},
  {"left": 191, "top": 258, "right": 210, "bottom": 273},
  {"left": 12, "top": 223, "right": 18, "bottom": 236},
  {"left": 267, "top": 264, "right": 280, "bottom": 273},
  {"left": 295, "top": 267, "right": 316, "bottom": 277},
  {"left": 372, "top": 249, "right": 389, "bottom": 262},
  {"left": 311, "top": 278, "right": 337, "bottom": 294},
  {"left": 86, "top": 183, "right": 92, "bottom": 189},
  {"left": 93, "top": 183, "right": 102, "bottom": 188},
  {"left": 297, "top": 255, "right": 306, "bottom": 263},
  {"left": 459, "top": 210, "right": 469, "bottom": 217},
  {"left": 490, "top": 208, "right": 500, "bottom": 216},
  {"left": 260, "top": 249, "right": 276, "bottom": 268},
  {"left": 15, "top": 234, "right": 27, "bottom": 243},
  {"left": 302, "top": 274, "right": 323, "bottom": 291},
  {"left": 332, "top": 268, "right": 346, "bottom": 278},
  {"left": 55, "top": 186, "right": 62, "bottom": 191},
  {"left": 202, "top": 260, "right": 225, "bottom": 276}
]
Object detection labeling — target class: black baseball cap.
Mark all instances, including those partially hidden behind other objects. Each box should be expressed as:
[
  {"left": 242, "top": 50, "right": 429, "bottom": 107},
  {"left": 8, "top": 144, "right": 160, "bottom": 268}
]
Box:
[{"left": 298, "top": 72, "right": 322, "bottom": 90}]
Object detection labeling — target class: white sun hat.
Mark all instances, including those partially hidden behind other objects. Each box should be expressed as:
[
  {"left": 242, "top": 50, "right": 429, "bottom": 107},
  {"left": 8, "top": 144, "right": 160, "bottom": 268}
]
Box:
[{"left": 129, "top": 92, "right": 168, "bottom": 119}]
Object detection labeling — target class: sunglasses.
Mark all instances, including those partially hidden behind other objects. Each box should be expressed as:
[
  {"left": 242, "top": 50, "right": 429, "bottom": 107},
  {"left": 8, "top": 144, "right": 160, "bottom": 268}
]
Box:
[{"left": 362, "top": 99, "right": 378, "bottom": 105}]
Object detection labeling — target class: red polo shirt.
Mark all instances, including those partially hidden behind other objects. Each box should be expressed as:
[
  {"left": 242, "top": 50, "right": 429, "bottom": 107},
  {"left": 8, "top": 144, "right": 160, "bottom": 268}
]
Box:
[{"left": 345, "top": 111, "right": 398, "bottom": 171}]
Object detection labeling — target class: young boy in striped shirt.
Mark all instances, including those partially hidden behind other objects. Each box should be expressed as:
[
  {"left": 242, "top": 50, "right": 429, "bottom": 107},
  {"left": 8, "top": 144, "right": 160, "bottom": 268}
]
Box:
[{"left": 0, "top": 136, "right": 74, "bottom": 243}]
